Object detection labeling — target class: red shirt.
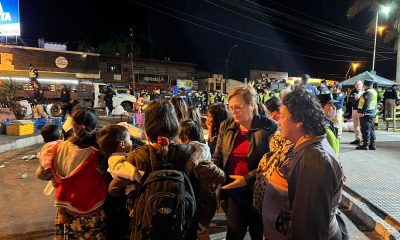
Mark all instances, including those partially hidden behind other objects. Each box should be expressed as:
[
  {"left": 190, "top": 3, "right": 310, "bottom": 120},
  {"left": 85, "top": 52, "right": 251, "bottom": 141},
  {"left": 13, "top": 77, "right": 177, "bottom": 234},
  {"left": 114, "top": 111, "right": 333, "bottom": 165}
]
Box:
[{"left": 227, "top": 130, "right": 250, "bottom": 176}]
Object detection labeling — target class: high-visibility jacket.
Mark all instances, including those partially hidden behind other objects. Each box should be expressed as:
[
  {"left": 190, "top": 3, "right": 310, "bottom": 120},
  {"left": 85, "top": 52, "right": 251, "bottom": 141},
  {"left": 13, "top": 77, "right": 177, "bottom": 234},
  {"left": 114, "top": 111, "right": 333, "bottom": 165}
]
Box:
[{"left": 358, "top": 88, "right": 378, "bottom": 115}]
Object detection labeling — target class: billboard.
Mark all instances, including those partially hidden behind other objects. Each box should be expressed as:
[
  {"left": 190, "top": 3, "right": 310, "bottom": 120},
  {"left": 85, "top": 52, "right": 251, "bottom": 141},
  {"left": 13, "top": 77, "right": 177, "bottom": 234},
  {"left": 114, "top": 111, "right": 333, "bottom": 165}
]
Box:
[{"left": 0, "top": 0, "right": 20, "bottom": 36}]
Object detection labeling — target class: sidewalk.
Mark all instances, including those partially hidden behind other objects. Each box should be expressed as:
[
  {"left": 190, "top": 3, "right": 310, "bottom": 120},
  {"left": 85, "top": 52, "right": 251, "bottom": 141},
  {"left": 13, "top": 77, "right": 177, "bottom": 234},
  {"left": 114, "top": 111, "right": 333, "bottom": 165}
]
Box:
[{"left": 340, "top": 130, "right": 400, "bottom": 239}]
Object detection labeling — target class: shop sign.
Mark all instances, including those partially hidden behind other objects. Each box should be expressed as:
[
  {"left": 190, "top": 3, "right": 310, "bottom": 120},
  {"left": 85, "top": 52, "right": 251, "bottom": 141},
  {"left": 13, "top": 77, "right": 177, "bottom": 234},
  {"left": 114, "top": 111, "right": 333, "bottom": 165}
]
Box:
[
  {"left": 177, "top": 79, "right": 193, "bottom": 89},
  {"left": 137, "top": 74, "right": 168, "bottom": 84},
  {"left": 55, "top": 56, "right": 68, "bottom": 69}
]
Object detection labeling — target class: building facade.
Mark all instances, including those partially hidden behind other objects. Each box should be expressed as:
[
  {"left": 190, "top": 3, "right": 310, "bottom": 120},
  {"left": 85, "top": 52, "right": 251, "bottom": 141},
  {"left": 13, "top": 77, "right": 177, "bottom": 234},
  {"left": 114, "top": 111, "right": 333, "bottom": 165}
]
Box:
[
  {"left": 0, "top": 44, "right": 197, "bottom": 92},
  {"left": 99, "top": 55, "right": 196, "bottom": 91}
]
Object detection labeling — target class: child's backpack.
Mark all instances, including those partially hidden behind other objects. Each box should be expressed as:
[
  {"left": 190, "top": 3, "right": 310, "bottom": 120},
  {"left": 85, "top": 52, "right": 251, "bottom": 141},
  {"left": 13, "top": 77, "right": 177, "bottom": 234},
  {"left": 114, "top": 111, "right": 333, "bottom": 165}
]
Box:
[{"left": 132, "top": 145, "right": 196, "bottom": 240}]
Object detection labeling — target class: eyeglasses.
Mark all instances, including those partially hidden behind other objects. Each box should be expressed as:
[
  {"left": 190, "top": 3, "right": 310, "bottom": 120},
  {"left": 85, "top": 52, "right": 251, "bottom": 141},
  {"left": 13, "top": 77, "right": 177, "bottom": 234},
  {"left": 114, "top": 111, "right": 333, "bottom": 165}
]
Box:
[{"left": 229, "top": 105, "right": 246, "bottom": 112}]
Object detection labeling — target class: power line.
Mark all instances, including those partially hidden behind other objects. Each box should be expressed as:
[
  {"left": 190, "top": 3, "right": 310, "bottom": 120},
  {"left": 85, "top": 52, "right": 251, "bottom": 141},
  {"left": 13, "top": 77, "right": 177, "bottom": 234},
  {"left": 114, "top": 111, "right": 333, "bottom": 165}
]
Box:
[
  {"left": 153, "top": 2, "right": 375, "bottom": 60},
  {"left": 130, "top": 0, "right": 393, "bottom": 63}
]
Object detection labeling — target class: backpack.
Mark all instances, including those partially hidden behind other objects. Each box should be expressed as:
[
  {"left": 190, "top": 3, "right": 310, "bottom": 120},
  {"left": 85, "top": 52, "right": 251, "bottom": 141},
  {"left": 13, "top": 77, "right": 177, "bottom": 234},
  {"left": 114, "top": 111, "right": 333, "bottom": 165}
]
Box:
[{"left": 132, "top": 145, "right": 197, "bottom": 240}]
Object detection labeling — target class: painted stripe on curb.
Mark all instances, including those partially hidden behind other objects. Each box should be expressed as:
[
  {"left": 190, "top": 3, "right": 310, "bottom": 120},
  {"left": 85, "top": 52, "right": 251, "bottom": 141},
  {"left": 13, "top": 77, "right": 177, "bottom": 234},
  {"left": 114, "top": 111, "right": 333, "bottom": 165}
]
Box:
[
  {"left": 342, "top": 191, "right": 400, "bottom": 240},
  {"left": 0, "top": 135, "right": 43, "bottom": 153}
]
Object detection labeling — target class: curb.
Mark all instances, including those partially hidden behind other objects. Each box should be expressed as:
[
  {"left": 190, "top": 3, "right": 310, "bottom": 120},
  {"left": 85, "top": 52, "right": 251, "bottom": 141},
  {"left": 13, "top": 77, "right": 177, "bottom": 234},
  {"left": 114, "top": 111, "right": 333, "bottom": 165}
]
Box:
[
  {"left": 0, "top": 135, "right": 43, "bottom": 153},
  {"left": 342, "top": 188, "right": 400, "bottom": 240}
]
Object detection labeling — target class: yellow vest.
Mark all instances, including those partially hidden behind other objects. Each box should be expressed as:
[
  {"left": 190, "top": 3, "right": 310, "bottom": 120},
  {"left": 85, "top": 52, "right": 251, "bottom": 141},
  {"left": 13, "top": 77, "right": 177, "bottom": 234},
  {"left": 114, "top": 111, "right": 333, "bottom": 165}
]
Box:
[
  {"left": 29, "top": 69, "right": 38, "bottom": 78},
  {"left": 358, "top": 88, "right": 378, "bottom": 110}
]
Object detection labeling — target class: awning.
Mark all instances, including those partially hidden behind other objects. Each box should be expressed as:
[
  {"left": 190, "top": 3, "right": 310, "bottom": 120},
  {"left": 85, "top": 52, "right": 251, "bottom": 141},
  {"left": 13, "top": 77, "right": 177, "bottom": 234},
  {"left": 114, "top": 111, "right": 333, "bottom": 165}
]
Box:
[{"left": 341, "top": 71, "right": 399, "bottom": 88}]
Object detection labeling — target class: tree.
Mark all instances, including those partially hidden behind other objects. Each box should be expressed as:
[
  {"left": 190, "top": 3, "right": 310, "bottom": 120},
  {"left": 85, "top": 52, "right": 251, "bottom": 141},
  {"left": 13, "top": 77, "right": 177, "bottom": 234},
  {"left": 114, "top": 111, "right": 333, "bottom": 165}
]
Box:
[
  {"left": 97, "top": 33, "right": 140, "bottom": 57},
  {"left": 0, "top": 80, "right": 26, "bottom": 120},
  {"left": 347, "top": 0, "right": 400, "bottom": 82}
]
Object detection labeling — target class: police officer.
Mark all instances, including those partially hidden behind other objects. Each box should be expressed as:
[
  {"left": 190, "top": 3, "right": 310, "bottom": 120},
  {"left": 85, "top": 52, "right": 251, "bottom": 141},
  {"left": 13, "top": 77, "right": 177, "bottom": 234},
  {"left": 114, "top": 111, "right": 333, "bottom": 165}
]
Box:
[
  {"left": 28, "top": 64, "right": 39, "bottom": 84},
  {"left": 31, "top": 81, "right": 48, "bottom": 119},
  {"left": 104, "top": 85, "right": 116, "bottom": 117},
  {"left": 60, "top": 85, "right": 71, "bottom": 122},
  {"left": 356, "top": 79, "right": 378, "bottom": 150},
  {"left": 300, "top": 74, "right": 319, "bottom": 95},
  {"left": 383, "top": 84, "right": 399, "bottom": 118}
]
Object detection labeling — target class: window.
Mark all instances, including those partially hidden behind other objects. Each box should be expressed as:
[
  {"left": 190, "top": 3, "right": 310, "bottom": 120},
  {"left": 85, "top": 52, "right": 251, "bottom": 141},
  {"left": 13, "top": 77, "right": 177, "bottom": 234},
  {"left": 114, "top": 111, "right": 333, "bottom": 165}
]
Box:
[{"left": 107, "top": 63, "right": 121, "bottom": 73}]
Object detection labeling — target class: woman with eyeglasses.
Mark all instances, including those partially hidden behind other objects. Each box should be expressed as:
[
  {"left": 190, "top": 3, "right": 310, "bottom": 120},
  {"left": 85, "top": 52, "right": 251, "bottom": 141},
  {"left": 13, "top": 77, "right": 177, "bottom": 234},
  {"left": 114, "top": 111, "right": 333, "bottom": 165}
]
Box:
[{"left": 212, "top": 85, "right": 277, "bottom": 240}]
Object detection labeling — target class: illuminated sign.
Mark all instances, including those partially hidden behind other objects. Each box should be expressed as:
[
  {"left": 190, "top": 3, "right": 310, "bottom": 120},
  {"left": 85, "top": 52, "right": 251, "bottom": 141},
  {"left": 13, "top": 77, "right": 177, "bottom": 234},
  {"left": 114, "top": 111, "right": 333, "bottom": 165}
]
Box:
[
  {"left": 55, "top": 56, "right": 68, "bottom": 68},
  {"left": 137, "top": 74, "right": 169, "bottom": 84},
  {"left": 0, "top": 0, "right": 20, "bottom": 36}
]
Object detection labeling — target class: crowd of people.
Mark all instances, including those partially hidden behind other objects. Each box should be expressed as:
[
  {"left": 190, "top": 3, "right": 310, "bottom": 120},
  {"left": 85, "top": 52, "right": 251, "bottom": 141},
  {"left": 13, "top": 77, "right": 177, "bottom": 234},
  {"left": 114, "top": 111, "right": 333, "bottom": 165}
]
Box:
[{"left": 31, "top": 75, "right": 362, "bottom": 240}]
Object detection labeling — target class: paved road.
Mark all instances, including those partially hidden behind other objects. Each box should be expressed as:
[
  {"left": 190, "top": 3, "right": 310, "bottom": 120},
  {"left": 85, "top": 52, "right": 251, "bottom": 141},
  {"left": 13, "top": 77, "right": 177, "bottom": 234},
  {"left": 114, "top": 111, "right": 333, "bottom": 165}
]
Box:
[
  {"left": 340, "top": 131, "right": 400, "bottom": 226},
  {"left": 0, "top": 143, "right": 381, "bottom": 240}
]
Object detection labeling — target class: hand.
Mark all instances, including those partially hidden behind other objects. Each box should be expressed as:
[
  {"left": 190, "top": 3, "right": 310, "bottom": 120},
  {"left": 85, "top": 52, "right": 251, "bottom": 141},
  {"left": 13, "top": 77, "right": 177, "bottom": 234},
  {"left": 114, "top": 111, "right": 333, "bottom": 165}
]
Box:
[
  {"left": 357, "top": 113, "right": 364, "bottom": 118},
  {"left": 221, "top": 175, "right": 246, "bottom": 189}
]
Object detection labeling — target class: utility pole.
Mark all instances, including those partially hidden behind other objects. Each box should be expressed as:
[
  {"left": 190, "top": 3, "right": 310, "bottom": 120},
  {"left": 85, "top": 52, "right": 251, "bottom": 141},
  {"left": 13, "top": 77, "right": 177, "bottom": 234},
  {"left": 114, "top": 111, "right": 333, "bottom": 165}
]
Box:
[{"left": 129, "top": 27, "right": 135, "bottom": 90}]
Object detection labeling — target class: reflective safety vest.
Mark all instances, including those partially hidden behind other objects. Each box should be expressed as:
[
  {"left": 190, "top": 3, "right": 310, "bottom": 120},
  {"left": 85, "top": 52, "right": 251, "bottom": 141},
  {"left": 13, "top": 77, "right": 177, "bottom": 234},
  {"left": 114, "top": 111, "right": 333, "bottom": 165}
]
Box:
[
  {"left": 358, "top": 88, "right": 378, "bottom": 110},
  {"left": 29, "top": 69, "right": 38, "bottom": 78}
]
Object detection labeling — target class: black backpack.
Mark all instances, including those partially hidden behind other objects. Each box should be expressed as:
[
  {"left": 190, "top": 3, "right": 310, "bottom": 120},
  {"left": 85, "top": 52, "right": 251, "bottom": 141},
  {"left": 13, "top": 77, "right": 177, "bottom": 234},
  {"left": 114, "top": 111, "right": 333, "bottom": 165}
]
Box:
[{"left": 132, "top": 145, "right": 197, "bottom": 240}]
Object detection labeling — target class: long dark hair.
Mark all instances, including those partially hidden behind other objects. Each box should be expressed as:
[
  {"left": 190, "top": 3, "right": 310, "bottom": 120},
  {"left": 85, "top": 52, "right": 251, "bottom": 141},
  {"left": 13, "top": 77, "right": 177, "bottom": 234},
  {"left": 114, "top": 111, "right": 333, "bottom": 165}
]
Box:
[
  {"left": 145, "top": 100, "right": 179, "bottom": 160},
  {"left": 70, "top": 107, "right": 98, "bottom": 148},
  {"left": 170, "top": 96, "right": 188, "bottom": 123},
  {"left": 207, "top": 103, "right": 230, "bottom": 140},
  {"left": 283, "top": 88, "right": 326, "bottom": 136}
]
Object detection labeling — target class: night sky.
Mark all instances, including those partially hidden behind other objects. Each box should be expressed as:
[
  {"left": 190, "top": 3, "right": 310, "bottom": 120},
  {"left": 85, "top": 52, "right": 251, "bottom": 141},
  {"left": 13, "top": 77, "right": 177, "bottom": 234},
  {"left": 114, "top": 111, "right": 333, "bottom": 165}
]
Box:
[{"left": 18, "top": 0, "right": 397, "bottom": 81}]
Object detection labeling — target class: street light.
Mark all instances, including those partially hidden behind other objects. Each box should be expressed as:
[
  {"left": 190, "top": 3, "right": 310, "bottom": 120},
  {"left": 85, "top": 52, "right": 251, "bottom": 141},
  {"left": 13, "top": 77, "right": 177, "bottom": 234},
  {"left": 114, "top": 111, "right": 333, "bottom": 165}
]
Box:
[
  {"left": 129, "top": 27, "right": 135, "bottom": 90},
  {"left": 372, "top": 6, "right": 391, "bottom": 71},
  {"left": 345, "top": 62, "right": 360, "bottom": 79},
  {"left": 225, "top": 44, "right": 239, "bottom": 82}
]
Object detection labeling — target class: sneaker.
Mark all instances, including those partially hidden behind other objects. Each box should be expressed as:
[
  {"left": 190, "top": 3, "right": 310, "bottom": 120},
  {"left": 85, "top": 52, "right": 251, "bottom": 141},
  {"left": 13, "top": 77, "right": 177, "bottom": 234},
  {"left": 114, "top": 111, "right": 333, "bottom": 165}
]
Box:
[
  {"left": 356, "top": 144, "right": 369, "bottom": 150},
  {"left": 350, "top": 140, "right": 360, "bottom": 145},
  {"left": 369, "top": 142, "right": 376, "bottom": 150}
]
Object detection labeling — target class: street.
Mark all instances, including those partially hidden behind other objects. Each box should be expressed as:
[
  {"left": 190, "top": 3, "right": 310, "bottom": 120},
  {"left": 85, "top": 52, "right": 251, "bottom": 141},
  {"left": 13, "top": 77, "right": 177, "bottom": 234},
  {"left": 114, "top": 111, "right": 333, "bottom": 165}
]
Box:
[{"left": 0, "top": 142, "right": 382, "bottom": 240}]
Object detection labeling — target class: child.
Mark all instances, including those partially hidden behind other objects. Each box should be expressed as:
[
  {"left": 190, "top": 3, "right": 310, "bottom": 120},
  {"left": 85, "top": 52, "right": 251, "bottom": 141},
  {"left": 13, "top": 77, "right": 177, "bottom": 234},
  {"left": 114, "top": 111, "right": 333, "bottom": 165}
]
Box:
[
  {"left": 97, "top": 124, "right": 145, "bottom": 197},
  {"left": 35, "top": 124, "right": 62, "bottom": 182},
  {"left": 97, "top": 124, "right": 145, "bottom": 240},
  {"left": 178, "top": 120, "right": 226, "bottom": 240}
]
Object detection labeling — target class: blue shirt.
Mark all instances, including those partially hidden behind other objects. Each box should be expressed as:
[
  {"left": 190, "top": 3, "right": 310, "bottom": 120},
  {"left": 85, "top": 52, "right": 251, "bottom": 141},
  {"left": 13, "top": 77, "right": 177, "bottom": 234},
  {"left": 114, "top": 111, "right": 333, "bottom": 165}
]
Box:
[
  {"left": 333, "top": 92, "right": 345, "bottom": 110},
  {"left": 303, "top": 84, "right": 319, "bottom": 95}
]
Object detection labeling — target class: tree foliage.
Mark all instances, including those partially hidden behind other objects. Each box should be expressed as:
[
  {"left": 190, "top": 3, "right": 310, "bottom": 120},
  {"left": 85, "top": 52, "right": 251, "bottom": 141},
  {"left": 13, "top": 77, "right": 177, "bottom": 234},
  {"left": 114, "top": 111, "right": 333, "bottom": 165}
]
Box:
[{"left": 0, "top": 80, "right": 26, "bottom": 120}]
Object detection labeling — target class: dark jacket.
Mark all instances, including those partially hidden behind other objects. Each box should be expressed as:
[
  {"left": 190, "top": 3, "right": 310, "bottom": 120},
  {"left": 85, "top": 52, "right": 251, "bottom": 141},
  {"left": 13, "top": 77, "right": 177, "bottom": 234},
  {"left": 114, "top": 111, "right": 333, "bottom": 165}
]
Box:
[
  {"left": 60, "top": 88, "right": 71, "bottom": 103},
  {"left": 192, "top": 161, "right": 226, "bottom": 227},
  {"left": 104, "top": 89, "right": 116, "bottom": 104},
  {"left": 383, "top": 87, "right": 398, "bottom": 101},
  {"left": 288, "top": 135, "right": 343, "bottom": 240},
  {"left": 212, "top": 115, "right": 277, "bottom": 186},
  {"left": 349, "top": 89, "right": 363, "bottom": 110},
  {"left": 32, "top": 86, "right": 45, "bottom": 104}
]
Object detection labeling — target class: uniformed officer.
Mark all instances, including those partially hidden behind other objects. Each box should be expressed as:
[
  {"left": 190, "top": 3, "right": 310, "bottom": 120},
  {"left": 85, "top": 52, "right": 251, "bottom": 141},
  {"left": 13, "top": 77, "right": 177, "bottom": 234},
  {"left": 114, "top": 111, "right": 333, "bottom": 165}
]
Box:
[
  {"left": 356, "top": 79, "right": 378, "bottom": 150},
  {"left": 31, "top": 81, "right": 48, "bottom": 119},
  {"left": 28, "top": 64, "right": 39, "bottom": 83}
]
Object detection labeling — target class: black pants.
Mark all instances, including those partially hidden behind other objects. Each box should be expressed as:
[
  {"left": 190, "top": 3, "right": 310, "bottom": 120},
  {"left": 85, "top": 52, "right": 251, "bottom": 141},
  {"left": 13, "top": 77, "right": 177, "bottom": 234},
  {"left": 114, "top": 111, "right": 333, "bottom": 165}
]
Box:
[
  {"left": 360, "top": 114, "right": 376, "bottom": 144},
  {"left": 224, "top": 189, "right": 263, "bottom": 240}
]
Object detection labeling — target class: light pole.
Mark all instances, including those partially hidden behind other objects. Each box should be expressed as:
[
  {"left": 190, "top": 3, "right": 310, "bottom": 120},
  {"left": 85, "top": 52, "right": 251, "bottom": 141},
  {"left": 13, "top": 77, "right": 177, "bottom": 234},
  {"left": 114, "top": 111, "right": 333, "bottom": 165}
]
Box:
[
  {"left": 129, "top": 27, "right": 135, "bottom": 90},
  {"left": 345, "top": 62, "right": 360, "bottom": 79},
  {"left": 372, "top": 6, "right": 391, "bottom": 71},
  {"left": 225, "top": 44, "right": 238, "bottom": 82}
]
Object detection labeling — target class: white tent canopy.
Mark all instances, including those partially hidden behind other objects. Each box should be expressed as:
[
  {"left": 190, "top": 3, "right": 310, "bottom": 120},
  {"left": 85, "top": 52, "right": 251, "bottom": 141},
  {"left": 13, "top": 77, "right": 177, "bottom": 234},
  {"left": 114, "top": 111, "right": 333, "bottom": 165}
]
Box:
[{"left": 340, "top": 71, "right": 399, "bottom": 88}]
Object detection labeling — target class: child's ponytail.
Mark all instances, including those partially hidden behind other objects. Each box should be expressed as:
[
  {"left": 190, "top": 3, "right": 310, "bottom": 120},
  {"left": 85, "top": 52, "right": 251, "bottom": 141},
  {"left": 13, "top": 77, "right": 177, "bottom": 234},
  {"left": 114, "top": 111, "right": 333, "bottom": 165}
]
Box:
[{"left": 70, "top": 107, "right": 98, "bottom": 148}]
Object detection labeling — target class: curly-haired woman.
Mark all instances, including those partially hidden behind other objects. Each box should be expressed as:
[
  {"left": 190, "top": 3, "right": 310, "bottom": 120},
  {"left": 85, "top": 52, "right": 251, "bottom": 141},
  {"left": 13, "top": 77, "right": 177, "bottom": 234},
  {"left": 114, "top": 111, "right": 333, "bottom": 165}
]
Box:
[{"left": 262, "top": 87, "right": 345, "bottom": 240}]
